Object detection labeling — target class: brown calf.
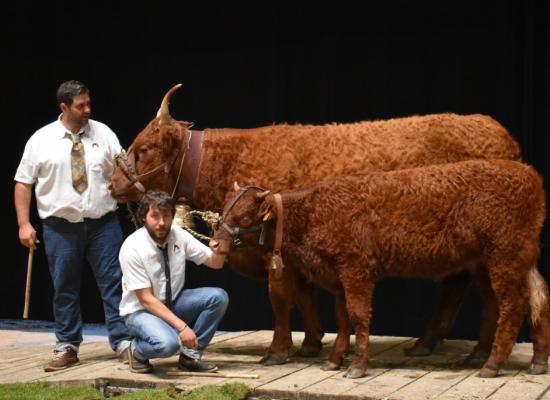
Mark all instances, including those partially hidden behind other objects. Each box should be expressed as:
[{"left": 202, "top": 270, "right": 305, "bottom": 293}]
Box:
[{"left": 210, "top": 159, "right": 550, "bottom": 378}]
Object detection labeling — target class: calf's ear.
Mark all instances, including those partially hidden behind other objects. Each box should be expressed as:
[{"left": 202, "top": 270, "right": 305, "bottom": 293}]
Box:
[{"left": 259, "top": 201, "right": 274, "bottom": 221}]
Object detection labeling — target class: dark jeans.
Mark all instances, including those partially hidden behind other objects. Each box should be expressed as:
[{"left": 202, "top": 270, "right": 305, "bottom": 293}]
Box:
[{"left": 43, "top": 212, "right": 132, "bottom": 352}]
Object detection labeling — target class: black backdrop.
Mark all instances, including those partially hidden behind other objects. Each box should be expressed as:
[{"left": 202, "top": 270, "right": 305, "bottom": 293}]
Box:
[{"left": 2, "top": 1, "right": 549, "bottom": 342}]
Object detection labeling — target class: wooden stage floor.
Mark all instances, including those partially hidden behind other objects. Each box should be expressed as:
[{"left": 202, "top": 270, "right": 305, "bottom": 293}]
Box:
[{"left": 1, "top": 322, "right": 549, "bottom": 399}]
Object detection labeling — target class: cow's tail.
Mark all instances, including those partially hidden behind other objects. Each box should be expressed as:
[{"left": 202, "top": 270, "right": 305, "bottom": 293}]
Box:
[{"left": 528, "top": 265, "right": 550, "bottom": 325}]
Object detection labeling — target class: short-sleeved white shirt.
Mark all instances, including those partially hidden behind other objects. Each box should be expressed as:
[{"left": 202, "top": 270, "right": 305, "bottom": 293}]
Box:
[
  {"left": 119, "top": 224, "right": 212, "bottom": 317},
  {"left": 14, "top": 117, "right": 122, "bottom": 222}
]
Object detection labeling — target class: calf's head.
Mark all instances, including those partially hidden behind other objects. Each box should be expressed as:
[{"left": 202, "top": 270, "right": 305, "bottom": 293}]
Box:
[
  {"left": 209, "top": 182, "right": 275, "bottom": 255},
  {"left": 108, "top": 84, "right": 192, "bottom": 202}
]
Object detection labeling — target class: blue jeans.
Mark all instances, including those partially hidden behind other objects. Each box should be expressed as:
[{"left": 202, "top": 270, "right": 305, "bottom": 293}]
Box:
[
  {"left": 125, "top": 287, "right": 229, "bottom": 360},
  {"left": 43, "top": 212, "right": 132, "bottom": 353}
]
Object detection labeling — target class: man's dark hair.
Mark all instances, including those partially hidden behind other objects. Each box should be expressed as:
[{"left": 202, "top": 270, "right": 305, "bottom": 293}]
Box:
[
  {"left": 56, "top": 80, "right": 89, "bottom": 106},
  {"left": 137, "top": 190, "right": 176, "bottom": 224}
]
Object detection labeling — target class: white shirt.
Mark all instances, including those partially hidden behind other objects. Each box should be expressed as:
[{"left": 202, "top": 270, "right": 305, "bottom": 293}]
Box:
[
  {"left": 119, "top": 224, "right": 212, "bottom": 317},
  {"left": 14, "top": 117, "right": 122, "bottom": 222}
]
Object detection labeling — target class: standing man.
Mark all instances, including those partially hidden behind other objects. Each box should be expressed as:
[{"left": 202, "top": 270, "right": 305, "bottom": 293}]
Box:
[
  {"left": 119, "top": 190, "right": 228, "bottom": 373},
  {"left": 14, "top": 80, "right": 133, "bottom": 371}
]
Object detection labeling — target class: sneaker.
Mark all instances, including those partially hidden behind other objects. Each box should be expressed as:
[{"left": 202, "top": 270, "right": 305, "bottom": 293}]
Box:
[
  {"left": 118, "top": 347, "right": 130, "bottom": 365},
  {"left": 178, "top": 353, "right": 218, "bottom": 372},
  {"left": 44, "top": 348, "right": 80, "bottom": 372},
  {"left": 128, "top": 343, "right": 153, "bottom": 373}
]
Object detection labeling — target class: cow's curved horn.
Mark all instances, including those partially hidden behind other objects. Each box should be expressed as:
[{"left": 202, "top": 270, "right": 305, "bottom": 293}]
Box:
[
  {"left": 233, "top": 182, "right": 242, "bottom": 192},
  {"left": 256, "top": 190, "right": 271, "bottom": 199},
  {"left": 156, "top": 83, "right": 182, "bottom": 126}
]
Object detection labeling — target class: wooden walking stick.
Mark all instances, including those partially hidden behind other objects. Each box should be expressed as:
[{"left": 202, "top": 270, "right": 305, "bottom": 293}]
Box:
[{"left": 23, "top": 231, "right": 36, "bottom": 319}]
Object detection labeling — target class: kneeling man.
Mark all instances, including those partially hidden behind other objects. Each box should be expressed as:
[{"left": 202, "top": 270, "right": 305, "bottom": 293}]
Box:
[{"left": 119, "top": 190, "right": 228, "bottom": 373}]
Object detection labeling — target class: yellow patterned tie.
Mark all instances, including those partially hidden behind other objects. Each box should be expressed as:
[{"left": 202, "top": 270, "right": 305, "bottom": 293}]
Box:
[{"left": 71, "top": 133, "right": 88, "bottom": 193}]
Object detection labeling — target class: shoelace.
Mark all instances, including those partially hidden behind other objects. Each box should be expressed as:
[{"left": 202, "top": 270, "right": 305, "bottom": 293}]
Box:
[{"left": 52, "top": 350, "right": 71, "bottom": 360}]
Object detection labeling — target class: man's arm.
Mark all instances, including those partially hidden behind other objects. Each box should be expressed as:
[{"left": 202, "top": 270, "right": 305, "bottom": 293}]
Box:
[
  {"left": 203, "top": 252, "right": 226, "bottom": 270},
  {"left": 134, "top": 287, "right": 198, "bottom": 349},
  {"left": 14, "top": 182, "right": 38, "bottom": 249}
]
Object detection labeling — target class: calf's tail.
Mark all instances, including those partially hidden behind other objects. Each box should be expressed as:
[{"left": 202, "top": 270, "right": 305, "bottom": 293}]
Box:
[{"left": 528, "top": 266, "right": 550, "bottom": 325}]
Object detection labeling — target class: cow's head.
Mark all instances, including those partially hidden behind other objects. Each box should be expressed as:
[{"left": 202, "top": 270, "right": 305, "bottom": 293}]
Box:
[
  {"left": 209, "top": 182, "right": 276, "bottom": 255},
  {"left": 108, "top": 84, "right": 192, "bottom": 203}
]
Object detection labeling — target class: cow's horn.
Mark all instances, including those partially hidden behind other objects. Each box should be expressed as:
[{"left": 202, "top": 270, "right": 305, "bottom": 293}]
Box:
[
  {"left": 156, "top": 83, "right": 182, "bottom": 126},
  {"left": 233, "top": 182, "right": 242, "bottom": 192}
]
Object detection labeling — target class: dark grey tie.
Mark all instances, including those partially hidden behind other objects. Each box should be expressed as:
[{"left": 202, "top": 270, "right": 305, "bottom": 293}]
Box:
[{"left": 158, "top": 245, "right": 173, "bottom": 310}]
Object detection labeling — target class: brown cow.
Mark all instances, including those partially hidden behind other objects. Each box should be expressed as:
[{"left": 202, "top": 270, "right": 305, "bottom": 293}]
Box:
[
  {"left": 108, "top": 84, "right": 522, "bottom": 365},
  {"left": 209, "top": 160, "right": 550, "bottom": 379}
]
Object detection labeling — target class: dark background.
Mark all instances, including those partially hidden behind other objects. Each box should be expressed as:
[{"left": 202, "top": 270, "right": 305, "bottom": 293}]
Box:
[{"left": 2, "top": 1, "right": 549, "bottom": 342}]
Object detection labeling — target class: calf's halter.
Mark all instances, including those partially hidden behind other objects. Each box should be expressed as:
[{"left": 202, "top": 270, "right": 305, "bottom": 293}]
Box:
[{"left": 218, "top": 185, "right": 268, "bottom": 248}]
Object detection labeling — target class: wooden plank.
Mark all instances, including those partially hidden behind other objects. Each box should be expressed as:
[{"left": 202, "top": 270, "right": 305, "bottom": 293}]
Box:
[
  {"left": 487, "top": 371, "right": 550, "bottom": 400},
  {"left": 384, "top": 368, "right": 474, "bottom": 399},
  {"left": 436, "top": 369, "right": 521, "bottom": 400}
]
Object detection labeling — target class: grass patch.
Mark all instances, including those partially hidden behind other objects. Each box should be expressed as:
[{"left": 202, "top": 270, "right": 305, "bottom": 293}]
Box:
[
  {"left": 0, "top": 382, "right": 101, "bottom": 400},
  {"left": 0, "top": 381, "right": 251, "bottom": 399}
]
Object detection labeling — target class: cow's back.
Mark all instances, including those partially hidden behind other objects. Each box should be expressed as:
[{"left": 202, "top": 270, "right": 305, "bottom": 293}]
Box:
[{"left": 194, "top": 113, "right": 519, "bottom": 211}]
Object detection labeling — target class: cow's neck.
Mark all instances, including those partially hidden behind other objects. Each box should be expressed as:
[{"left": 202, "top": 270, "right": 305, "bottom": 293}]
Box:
[{"left": 175, "top": 130, "right": 204, "bottom": 201}]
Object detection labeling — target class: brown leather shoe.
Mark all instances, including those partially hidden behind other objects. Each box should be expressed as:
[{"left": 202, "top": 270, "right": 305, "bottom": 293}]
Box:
[
  {"left": 178, "top": 353, "right": 218, "bottom": 372},
  {"left": 128, "top": 344, "right": 153, "bottom": 373},
  {"left": 44, "top": 348, "right": 80, "bottom": 372}
]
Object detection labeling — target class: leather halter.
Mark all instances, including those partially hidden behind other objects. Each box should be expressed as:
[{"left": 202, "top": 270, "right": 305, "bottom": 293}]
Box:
[
  {"left": 218, "top": 185, "right": 268, "bottom": 248},
  {"left": 114, "top": 126, "right": 203, "bottom": 199}
]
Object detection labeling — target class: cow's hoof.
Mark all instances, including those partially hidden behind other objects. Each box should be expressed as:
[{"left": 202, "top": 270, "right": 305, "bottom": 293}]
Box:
[
  {"left": 260, "top": 353, "right": 287, "bottom": 366},
  {"left": 320, "top": 360, "right": 340, "bottom": 371},
  {"left": 477, "top": 367, "right": 498, "bottom": 378},
  {"left": 404, "top": 341, "right": 433, "bottom": 357},
  {"left": 344, "top": 367, "right": 366, "bottom": 379},
  {"left": 465, "top": 350, "right": 490, "bottom": 366},
  {"left": 296, "top": 345, "right": 322, "bottom": 357},
  {"left": 528, "top": 363, "right": 547, "bottom": 375}
]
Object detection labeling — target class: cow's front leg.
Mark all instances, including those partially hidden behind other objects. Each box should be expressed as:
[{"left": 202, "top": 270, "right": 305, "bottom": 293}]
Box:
[
  {"left": 260, "top": 265, "right": 297, "bottom": 365},
  {"left": 340, "top": 269, "right": 376, "bottom": 379},
  {"left": 321, "top": 291, "right": 350, "bottom": 370},
  {"left": 294, "top": 278, "right": 324, "bottom": 357}
]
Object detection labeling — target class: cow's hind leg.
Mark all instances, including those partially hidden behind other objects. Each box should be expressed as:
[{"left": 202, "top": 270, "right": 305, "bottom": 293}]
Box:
[
  {"left": 321, "top": 291, "right": 351, "bottom": 370},
  {"left": 465, "top": 268, "right": 497, "bottom": 365},
  {"left": 294, "top": 278, "right": 324, "bottom": 357},
  {"left": 406, "top": 271, "right": 471, "bottom": 356}
]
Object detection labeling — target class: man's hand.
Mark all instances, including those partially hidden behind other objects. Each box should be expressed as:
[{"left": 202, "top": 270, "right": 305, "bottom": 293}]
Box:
[
  {"left": 179, "top": 326, "right": 199, "bottom": 349},
  {"left": 19, "top": 224, "right": 39, "bottom": 250}
]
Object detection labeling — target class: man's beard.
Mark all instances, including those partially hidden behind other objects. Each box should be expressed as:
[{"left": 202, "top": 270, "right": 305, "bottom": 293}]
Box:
[{"left": 145, "top": 224, "right": 169, "bottom": 243}]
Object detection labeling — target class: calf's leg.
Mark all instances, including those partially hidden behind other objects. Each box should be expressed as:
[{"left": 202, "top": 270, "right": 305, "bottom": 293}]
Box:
[
  {"left": 480, "top": 266, "right": 529, "bottom": 377},
  {"left": 261, "top": 264, "right": 304, "bottom": 365},
  {"left": 321, "top": 291, "right": 351, "bottom": 370},
  {"left": 339, "top": 271, "right": 376, "bottom": 379}
]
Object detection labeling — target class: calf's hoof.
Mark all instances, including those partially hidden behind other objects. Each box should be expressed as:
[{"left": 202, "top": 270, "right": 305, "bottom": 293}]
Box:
[
  {"left": 478, "top": 367, "right": 498, "bottom": 378},
  {"left": 404, "top": 341, "right": 434, "bottom": 357},
  {"left": 528, "top": 363, "right": 547, "bottom": 375},
  {"left": 296, "top": 344, "right": 322, "bottom": 357},
  {"left": 344, "top": 366, "right": 366, "bottom": 379},
  {"left": 260, "top": 353, "right": 287, "bottom": 366},
  {"left": 320, "top": 360, "right": 340, "bottom": 371}
]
